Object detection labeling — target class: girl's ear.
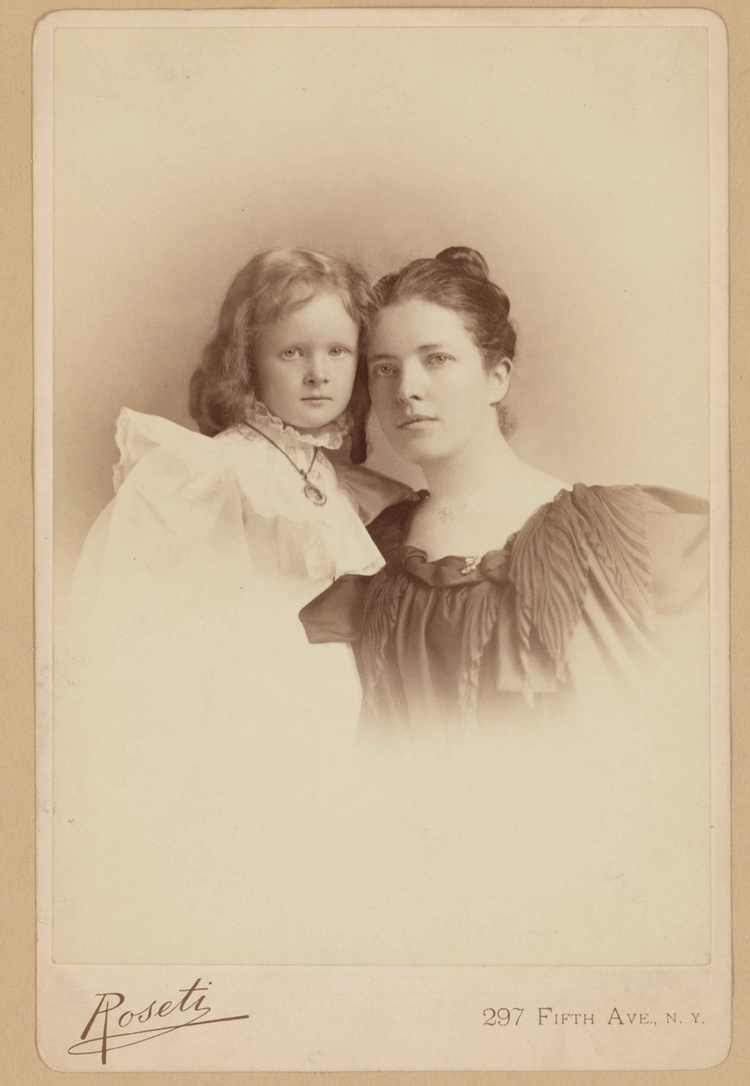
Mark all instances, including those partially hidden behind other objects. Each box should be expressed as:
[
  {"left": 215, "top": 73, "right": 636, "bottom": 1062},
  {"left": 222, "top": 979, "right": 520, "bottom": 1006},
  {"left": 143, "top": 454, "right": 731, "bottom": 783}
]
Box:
[{"left": 488, "top": 357, "right": 512, "bottom": 405}]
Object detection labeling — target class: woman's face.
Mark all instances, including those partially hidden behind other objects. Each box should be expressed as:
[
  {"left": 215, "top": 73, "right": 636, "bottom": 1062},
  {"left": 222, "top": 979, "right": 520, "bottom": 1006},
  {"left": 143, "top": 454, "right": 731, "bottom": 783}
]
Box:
[{"left": 367, "top": 299, "right": 508, "bottom": 464}]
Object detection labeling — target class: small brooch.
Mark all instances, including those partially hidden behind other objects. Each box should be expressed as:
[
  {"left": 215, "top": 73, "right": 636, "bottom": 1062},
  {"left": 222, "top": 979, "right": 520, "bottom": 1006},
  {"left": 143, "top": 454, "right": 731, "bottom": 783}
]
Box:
[{"left": 460, "top": 556, "right": 481, "bottom": 575}]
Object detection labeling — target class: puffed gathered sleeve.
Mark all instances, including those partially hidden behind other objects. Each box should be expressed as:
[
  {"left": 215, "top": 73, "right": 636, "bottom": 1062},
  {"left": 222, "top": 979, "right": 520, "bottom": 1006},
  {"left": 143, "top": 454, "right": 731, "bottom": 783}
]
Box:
[
  {"left": 558, "top": 485, "right": 709, "bottom": 696},
  {"left": 640, "top": 486, "right": 710, "bottom": 615},
  {"left": 73, "top": 410, "right": 250, "bottom": 611},
  {"left": 299, "top": 574, "right": 372, "bottom": 643}
]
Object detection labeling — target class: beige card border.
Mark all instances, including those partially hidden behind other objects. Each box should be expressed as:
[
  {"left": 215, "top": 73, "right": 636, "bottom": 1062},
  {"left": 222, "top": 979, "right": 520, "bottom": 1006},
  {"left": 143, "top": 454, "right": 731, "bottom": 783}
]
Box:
[
  {"left": 35, "top": 6, "right": 729, "bottom": 1072},
  {"left": 3, "top": 0, "right": 747, "bottom": 1082},
  {"left": 28, "top": 0, "right": 735, "bottom": 1077},
  {"left": 27, "top": 1, "right": 738, "bottom": 1076}
]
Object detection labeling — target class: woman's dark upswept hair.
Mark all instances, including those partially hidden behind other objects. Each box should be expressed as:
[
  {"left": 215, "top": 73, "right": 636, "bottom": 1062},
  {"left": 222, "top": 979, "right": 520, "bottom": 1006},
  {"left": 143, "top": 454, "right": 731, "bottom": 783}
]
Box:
[
  {"left": 361, "top": 246, "right": 517, "bottom": 442},
  {"left": 189, "top": 248, "right": 373, "bottom": 463}
]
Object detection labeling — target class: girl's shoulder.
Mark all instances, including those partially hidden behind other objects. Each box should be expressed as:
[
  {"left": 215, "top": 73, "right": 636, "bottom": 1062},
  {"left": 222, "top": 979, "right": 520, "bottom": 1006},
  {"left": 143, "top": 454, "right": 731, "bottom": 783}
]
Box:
[
  {"left": 111, "top": 407, "right": 309, "bottom": 525},
  {"left": 112, "top": 407, "right": 219, "bottom": 491},
  {"left": 331, "top": 460, "right": 415, "bottom": 526},
  {"left": 112, "top": 408, "right": 314, "bottom": 503},
  {"left": 106, "top": 408, "right": 391, "bottom": 581}
]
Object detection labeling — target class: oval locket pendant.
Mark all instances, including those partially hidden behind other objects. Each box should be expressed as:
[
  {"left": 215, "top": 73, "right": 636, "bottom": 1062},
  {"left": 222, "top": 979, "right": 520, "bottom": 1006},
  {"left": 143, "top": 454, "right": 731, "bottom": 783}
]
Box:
[{"left": 304, "top": 482, "right": 327, "bottom": 506}]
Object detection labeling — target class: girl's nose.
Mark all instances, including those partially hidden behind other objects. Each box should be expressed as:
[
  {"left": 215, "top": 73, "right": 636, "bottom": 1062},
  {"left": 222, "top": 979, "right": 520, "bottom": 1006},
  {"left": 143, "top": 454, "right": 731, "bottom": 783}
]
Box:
[{"left": 304, "top": 353, "right": 329, "bottom": 385}]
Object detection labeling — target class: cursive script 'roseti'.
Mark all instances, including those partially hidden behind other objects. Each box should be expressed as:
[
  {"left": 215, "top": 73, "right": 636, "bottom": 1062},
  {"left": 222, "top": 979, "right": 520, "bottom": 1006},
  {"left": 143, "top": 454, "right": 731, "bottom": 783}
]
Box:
[{"left": 67, "top": 979, "right": 249, "bottom": 1064}]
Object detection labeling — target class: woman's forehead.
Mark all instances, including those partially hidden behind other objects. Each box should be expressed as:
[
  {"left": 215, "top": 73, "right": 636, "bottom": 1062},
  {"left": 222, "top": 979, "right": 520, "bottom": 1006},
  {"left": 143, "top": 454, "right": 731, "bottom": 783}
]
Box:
[{"left": 370, "top": 299, "right": 475, "bottom": 348}]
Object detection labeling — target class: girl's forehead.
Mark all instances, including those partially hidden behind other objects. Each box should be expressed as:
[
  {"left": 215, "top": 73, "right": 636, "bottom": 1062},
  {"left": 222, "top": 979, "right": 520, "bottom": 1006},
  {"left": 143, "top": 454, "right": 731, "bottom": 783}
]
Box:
[{"left": 266, "top": 290, "right": 359, "bottom": 337}]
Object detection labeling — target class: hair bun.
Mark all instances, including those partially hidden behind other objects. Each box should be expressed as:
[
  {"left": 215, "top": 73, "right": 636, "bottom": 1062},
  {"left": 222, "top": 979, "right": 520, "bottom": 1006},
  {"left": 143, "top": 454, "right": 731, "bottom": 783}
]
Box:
[{"left": 435, "top": 246, "right": 489, "bottom": 281}]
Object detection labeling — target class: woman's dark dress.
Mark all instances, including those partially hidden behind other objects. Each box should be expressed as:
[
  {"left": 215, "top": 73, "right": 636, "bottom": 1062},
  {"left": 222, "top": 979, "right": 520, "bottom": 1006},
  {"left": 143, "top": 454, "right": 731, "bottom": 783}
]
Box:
[{"left": 300, "top": 484, "right": 709, "bottom": 731}]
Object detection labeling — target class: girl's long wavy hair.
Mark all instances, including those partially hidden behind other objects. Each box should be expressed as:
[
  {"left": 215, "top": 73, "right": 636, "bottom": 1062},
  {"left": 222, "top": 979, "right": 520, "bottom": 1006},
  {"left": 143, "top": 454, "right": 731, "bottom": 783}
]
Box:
[{"left": 189, "top": 248, "right": 372, "bottom": 463}]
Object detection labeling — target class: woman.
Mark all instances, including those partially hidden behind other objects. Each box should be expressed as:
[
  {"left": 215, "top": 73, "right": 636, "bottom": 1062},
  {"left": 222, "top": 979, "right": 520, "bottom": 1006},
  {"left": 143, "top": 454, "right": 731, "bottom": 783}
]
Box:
[{"left": 301, "top": 247, "right": 709, "bottom": 733}]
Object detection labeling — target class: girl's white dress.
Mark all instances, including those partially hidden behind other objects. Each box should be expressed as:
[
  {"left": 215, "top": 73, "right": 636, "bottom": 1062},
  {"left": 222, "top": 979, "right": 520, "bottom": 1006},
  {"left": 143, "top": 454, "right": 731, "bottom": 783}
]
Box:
[{"left": 54, "top": 402, "right": 407, "bottom": 963}]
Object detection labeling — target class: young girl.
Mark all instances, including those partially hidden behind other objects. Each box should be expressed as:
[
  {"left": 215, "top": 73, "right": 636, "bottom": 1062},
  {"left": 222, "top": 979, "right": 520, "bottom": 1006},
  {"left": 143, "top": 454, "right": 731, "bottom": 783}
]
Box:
[{"left": 55, "top": 249, "right": 408, "bottom": 963}]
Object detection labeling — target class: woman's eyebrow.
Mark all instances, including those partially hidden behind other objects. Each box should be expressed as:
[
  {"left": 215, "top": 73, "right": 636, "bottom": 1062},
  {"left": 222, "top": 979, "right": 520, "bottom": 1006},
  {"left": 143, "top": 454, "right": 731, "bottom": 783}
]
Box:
[{"left": 368, "top": 343, "right": 449, "bottom": 362}]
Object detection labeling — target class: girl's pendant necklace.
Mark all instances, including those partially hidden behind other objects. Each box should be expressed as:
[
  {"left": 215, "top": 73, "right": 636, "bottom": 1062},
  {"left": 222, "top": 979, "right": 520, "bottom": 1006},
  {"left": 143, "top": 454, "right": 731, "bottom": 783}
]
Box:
[{"left": 242, "top": 421, "right": 327, "bottom": 505}]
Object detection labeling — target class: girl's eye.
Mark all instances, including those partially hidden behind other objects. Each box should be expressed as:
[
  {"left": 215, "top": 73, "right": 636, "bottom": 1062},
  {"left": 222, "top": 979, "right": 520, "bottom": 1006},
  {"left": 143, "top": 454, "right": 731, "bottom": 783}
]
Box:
[
  {"left": 280, "top": 347, "right": 303, "bottom": 360},
  {"left": 329, "top": 347, "right": 351, "bottom": 358},
  {"left": 370, "top": 363, "right": 397, "bottom": 378}
]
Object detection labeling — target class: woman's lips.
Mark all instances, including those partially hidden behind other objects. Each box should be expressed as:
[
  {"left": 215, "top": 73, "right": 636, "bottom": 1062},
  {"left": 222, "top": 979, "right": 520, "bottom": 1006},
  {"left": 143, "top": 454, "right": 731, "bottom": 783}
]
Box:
[{"left": 398, "top": 415, "right": 436, "bottom": 429}]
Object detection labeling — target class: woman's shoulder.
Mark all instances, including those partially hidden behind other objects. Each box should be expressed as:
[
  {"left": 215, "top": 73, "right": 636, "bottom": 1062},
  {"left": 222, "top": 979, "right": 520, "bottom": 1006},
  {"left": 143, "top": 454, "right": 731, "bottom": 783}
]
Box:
[
  {"left": 496, "top": 481, "right": 708, "bottom": 695},
  {"left": 515, "top": 482, "right": 707, "bottom": 543},
  {"left": 509, "top": 482, "right": 709, "bottom": 624},
  {"left": 626, "top": 485, "right": 709, "bottom": 614},
  {"left": 565, "top": 481, "right": 707, "bottom": 518},
  {"left": 366, "top": 490, "right": 428, "bottom": 556},
  {"left": 546, "top": 483, "right": 708, "bottom": 558}
]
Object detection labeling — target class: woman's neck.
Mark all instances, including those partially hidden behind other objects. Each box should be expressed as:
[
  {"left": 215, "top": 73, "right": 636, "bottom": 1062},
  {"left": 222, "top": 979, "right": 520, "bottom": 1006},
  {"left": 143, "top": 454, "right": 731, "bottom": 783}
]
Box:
[
  {"left": 420, "top": 420, "right": 522, "bottom": 507},
  {"left": 407, "top": 422, "right": 568, "bottom": 560}
]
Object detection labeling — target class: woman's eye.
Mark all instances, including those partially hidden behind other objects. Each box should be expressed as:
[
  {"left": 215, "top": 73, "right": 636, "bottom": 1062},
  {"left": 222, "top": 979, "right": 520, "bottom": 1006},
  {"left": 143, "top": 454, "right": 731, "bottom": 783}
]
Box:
[
  {"left": 329, "top": 347, "right": 351, "bottom": 358},
  {"left": 426, "top": 353, "right": 452, "bottom": 366},
  {"left": 370, "top": 363, "right": 396, "bottom": 378},
  {"left": 280, "top": 347, "right": 302, "bottom": 359}
]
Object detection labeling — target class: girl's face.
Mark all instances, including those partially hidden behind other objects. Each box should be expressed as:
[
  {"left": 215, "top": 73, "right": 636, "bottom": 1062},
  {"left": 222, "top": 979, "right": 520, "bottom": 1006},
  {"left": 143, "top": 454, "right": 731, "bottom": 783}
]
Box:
[
  {"left": 367, "top": 299, "right": 509, "bottom": 464},
  {"left": 254, "top": 292, "right": 359, "bottom": 431}
]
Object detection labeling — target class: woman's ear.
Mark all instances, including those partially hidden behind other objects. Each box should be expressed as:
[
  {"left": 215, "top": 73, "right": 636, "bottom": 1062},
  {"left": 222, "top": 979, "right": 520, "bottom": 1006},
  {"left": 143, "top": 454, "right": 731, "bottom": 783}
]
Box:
[{"left": 488, "top": 357, "right": 512, "bottom": 405}]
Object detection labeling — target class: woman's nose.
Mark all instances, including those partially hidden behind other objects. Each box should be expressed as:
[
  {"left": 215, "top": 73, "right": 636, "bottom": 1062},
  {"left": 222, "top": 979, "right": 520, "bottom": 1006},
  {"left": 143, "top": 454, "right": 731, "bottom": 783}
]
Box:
[{"left": 395, "top": 361, "right": 423, "bottom": 402}]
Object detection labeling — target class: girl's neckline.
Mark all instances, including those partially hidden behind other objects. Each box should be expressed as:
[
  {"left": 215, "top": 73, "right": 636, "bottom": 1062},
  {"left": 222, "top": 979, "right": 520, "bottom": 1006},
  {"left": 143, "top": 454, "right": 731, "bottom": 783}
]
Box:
[
  {"left": 396, "top": 485, "right": 574, "bottom": 568},
  {"left": 238, "top": 395, "right": 350, "bottom": 451}
]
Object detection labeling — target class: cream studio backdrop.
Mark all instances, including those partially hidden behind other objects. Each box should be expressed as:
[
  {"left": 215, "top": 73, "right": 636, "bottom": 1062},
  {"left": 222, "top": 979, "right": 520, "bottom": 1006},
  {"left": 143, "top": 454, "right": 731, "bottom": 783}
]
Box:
[{"left": 35, "top": 7, "right": 729, "bottom": 1072}]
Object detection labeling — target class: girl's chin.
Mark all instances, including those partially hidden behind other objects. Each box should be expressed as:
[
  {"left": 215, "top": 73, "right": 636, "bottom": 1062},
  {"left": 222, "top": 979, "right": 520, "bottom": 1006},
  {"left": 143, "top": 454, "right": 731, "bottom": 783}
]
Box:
[
  {"left": 282, "top": 407, "right": 345, "bottom": 433},
  {"left": 293, "top": 417, "right": 340, "bottom": 434}
]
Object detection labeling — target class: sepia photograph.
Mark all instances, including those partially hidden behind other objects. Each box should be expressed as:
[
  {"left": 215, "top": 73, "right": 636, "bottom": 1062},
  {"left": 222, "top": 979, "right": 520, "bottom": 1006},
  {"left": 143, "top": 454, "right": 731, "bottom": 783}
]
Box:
[{"left": 33, "top": 7, "right": 730, "bottom": 1071}]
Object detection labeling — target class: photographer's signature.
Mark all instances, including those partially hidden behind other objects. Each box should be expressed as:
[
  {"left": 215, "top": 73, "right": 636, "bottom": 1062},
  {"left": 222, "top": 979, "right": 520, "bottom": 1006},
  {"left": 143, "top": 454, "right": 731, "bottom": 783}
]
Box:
[{"left": 68, "top": 979, "right": 249, "bottom": 1064}]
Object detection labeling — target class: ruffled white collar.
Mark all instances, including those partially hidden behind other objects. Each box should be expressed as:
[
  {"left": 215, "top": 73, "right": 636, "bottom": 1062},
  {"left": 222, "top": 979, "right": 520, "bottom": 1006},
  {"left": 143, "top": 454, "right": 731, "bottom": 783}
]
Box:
[{"left": 241, "top": 395, "right": 349, "bottom": 451}]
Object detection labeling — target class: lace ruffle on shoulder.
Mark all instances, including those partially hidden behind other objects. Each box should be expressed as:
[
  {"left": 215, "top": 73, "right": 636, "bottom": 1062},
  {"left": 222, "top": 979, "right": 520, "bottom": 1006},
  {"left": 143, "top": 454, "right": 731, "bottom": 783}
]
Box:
[{"left": 109, "top": 406, "right": 390, "bottom": 580}]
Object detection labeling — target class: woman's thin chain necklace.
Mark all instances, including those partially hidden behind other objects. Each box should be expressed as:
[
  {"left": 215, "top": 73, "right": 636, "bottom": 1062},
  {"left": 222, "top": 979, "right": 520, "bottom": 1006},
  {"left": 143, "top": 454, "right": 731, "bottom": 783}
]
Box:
[{"left": 241, "top": 421, "right": 327, "bottom": 505}]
